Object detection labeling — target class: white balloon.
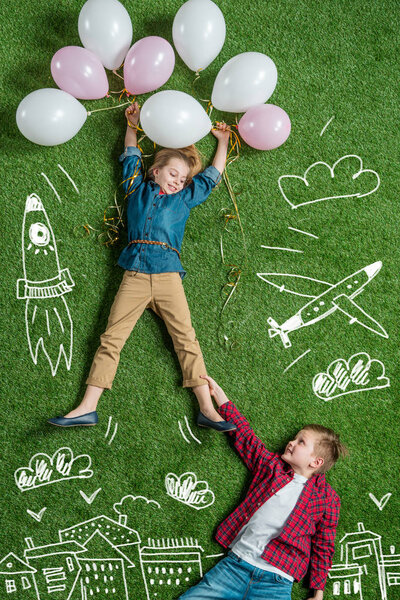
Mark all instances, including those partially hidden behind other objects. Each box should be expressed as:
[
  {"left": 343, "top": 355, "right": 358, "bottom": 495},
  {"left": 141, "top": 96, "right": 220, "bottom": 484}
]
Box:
[
  {"left": 212, "top": 52, "right": 278, "bottom": 113},
  {"left": 172, "top": 0, "right": 225, "bottom": 72},
  {"left": 78, "top": 0, "right": 132, "bottom": 70},
  {"left": 16, "top": 89, "right": 87, "bottom": 146},
  {"left": 141, "top": 91, "right": 212, "bottom": 148}
]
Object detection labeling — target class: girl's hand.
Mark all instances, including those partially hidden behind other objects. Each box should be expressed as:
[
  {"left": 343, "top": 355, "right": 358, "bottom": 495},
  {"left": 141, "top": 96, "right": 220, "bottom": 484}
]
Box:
[
  {"left": 125, "top": 101, "right": 140, "bottom": 127},
  {"left": 211, "top": 121, "right": 231, "bottom": 143},
  {"left": 200, "top": 375, "right": 229, "bottom": 406}
]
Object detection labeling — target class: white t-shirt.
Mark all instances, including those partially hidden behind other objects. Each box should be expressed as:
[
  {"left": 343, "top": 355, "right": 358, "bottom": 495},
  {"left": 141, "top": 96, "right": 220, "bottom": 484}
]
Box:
[{"left": 230, "top": 472, "right": 308, "bottom": 581}]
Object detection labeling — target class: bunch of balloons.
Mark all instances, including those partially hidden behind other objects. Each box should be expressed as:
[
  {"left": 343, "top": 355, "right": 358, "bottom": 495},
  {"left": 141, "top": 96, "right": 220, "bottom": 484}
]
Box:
[{"left": 16, "top": 0, "right": 290, "bottom": 150}]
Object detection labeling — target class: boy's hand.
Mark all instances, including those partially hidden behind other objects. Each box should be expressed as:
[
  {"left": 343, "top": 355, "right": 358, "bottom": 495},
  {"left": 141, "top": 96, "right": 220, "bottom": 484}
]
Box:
[
  {"left": 211, "top": 121, "right": 231, "bottom": 143},
  {"left": 200, "top": 375, "right": 229, "bottom": 406},
  {"left": 125, "top": 101, "right": 140, "bottom": 127}
]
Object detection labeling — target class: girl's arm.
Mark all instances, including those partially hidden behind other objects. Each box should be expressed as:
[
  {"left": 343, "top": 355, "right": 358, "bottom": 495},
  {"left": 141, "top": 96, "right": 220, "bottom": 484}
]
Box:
[
  {"left": 124, "top": 102, "right": 140, "bottom": 148},
  {"left": 211, "top": 121, "right": 231, "bottom": 174}
]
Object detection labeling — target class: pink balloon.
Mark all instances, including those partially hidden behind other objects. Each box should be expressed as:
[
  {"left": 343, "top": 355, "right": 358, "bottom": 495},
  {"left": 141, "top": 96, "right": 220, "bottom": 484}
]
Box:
[
  {"left": 124, "top": 36, "right": 175, "bottom": 95},
  {"left": 51, "top": 46, "right": 108, "bottom": 100},
  {"left": 238, "top": 104, "right": 291, "bottom": 150}
]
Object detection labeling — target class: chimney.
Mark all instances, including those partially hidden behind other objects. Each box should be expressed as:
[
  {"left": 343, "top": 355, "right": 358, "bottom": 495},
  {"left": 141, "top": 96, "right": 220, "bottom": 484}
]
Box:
[
  {"left": 390, "top": 545, "right": 395, "bottom": 555},
  {"left": 357, "top": 523, "right": 365, "bottom": 532},
  {"left": 118, "top": 514, "right": 127, "bottom": 527},
  {"left": 25, "top": 537, "right": 34, "bottom": 549}
]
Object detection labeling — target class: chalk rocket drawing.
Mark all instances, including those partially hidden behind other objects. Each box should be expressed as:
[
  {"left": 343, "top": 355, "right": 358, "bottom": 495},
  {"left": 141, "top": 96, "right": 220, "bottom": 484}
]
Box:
[
  {"left": 278, "top": 154, "right": 380, "bottom": 209},
  {"left": 14, "top": 447, "right": 93, "bottom": 492},
  {"left": 165, "top": 472, "right": 215, "bottom": 510},
  {"left": 313, "top": 352, "right": 390, "bottom": 401},
  {"left": 17, "top": 193, "right": 75, "bottom": 376},
  {"left": 258, "top": 261, "right": 388, "bottom": 348}
]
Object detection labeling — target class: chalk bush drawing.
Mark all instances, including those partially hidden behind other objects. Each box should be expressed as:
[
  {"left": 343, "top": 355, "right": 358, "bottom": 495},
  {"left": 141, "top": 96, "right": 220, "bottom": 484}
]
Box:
[
  {"left": 113, "top": 495, "right": 161, "bottom": 515},
  {"left": 165, "top": 472, "right": 215, "bottom": 510},
  {"left": 368, "top": 493, "right": 392, "bottom": 512},
  {"left": 258, "top": 261, "right": 388, "bottom": 348},
  {"left": 80, "top": 488, "right": 102, "bottom": 505},
  {"left": 26, "top": 507, "right": 47, "bottom": 522},
  {"left": 14, "top": 447, "right": 93, "bottom": 492},
  {"left": 17, "top": 193, "right": 75, "bottom": 376},
  {"left": 140, "top": 537, "right": 204, "bottom": 599},
  {"left": 313, "top": 352, "right": 390, "bottom": 401},
  {"left": 327, "top": 522, "right": 400, "bottom": 600},
  {"left": 278, "top": 154, "right": 380, "bottom": 209}
]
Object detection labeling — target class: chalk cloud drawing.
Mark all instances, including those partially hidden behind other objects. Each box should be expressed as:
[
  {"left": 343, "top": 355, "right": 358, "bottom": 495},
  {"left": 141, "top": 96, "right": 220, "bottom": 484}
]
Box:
[
  {"left": 113, "top": 494, "right": 161, "bottom": 515},
  {"left": 258, "top": 261, "right": 388, "bottom": 348},
  {"left": 368, "top": 493, "right": 392, "bottom": 512},
  {"left": 14, "top": 447, "right": 93, "bottom": 492},
  {"left": 328, "top": 522, "right": 400, "bottom": 600},
  {"left": 17, "top": 193, "right": 75, "bottom": 376},
  {"left": 313, "top": 352, "right": 390, "bottom": 401},
  {"left": 140, "top": 537, "right": 204, "bottom": 599},
  {"left": 165, "top": 472, "right": 215, "bottom": 510},
  {"left": 278, "top": 154, "right": 380, "bottom": 209}
]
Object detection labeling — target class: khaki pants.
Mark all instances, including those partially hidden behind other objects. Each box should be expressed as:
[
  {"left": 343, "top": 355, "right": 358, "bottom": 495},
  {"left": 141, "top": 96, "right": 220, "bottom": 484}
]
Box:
[{"left": 86, "top": 271, "right": 208, "bottom": 389}]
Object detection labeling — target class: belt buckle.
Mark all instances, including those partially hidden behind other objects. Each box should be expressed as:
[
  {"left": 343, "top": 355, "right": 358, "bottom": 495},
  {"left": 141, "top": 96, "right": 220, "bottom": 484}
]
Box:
[{"left": 161, "top": 243, "right": 168, "bottom": 250}]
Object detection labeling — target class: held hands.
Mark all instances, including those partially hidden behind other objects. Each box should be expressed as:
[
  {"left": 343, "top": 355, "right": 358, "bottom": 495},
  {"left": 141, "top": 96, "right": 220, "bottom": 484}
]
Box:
[
  {"left": 211, "top": 121, "right": 231, "bottom": 144},
  {"left": 200, "top": 375, "right": 229, "bottom": 407},
  {"left": 125, "top": 101, "right": 140, "bottom": 129}
]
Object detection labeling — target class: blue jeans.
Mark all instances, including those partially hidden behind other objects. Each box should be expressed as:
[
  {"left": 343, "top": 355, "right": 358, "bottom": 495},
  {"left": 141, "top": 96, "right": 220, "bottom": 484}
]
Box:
[{"left": 179, "top": 552, "right": 293, "bottom": 599}]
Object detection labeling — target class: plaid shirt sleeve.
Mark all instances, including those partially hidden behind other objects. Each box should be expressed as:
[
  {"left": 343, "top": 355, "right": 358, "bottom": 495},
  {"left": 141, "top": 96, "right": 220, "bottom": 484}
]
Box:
[
  {"left": 309, "top": 490, "right": 340, "bottom": 590},
  {"left": 218, "top": 401, "right": 276, "bottom": 473}
]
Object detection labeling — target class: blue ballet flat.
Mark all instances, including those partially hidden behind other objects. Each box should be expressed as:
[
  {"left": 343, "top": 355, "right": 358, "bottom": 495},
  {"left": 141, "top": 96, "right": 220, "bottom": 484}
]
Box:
[
  {"left": 197, "top": 411, "right": 237, "bottom": 433},
  {"left": 48, "top": 411, "right": 98, "bottom": 427}
]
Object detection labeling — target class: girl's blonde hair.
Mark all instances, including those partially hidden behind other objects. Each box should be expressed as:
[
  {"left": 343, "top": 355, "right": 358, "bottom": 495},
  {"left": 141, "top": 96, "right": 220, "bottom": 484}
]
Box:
[{"left": 147, "top": 145, "right": 203, "bottom": 186}]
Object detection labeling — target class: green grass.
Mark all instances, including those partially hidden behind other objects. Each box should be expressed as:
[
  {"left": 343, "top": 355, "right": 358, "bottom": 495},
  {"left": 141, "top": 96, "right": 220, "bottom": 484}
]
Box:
[{"left": 1, "top": 1, "right": 399, "bottom": 599}]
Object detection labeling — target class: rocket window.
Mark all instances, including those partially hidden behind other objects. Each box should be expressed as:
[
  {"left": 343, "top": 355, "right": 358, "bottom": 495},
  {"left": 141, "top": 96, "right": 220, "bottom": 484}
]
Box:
[{"left": 29, "top": 222, "right": 50, "bottom": 246}]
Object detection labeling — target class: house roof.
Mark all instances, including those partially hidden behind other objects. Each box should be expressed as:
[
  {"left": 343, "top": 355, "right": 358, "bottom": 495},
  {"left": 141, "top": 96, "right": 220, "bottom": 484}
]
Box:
[
  {"left": 59, "top": 515, "right": 140, "bottom": 546},
  {"left": 79, "top": 530, "right": 135, "bottom": 567},
  {"left": 24, "top": 540, "right": 87, "bottom": 559},
  {"left": 0, "top": 552, "right": 36, "bottom": 574}
]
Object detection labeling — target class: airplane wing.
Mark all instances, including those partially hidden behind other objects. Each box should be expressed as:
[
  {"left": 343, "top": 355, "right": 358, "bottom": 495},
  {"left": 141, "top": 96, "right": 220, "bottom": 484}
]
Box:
[
  {"left": 257, "top": 273, "right": 333, "bottom": 299},
  {"left": 332, "top": 294, "right": 389, "bottom": 338}
]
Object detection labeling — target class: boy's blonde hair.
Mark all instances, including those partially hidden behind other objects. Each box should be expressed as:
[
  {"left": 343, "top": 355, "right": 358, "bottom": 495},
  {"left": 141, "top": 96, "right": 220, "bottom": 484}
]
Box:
[
  {"left": 147, "top": 145, "right": 203, "bottom": 185},
  {"left": 303, "top": 424, "right": 348, "bottom": 474}
]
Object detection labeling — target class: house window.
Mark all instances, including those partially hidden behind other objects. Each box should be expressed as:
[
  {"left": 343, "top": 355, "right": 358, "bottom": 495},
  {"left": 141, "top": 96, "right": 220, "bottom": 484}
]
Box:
[
  {"left": 333, "top": 581, "right": 340, "bottom": 595},
  {"left": 354, "top": 580, "right": 360, "bottom": 593},
  {"left": 21, "top": 577, "right": 31, "bottom": 590},
  {"left": 66, "top": 557, "right": 74, "bottom": 572},
  {"left": 5, "top": 580, "right": 16, "bottom": 593},
  {"left": 344, "top": 579, "right": 351, "bottom": 594},
  {"left": 352, "top": 544, "right": 372, "bottom": 560}
]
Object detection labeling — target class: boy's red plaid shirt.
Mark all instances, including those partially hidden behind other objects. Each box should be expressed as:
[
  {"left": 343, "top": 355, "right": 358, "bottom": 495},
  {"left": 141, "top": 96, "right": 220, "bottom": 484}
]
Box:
[{"left": 216, "top": 401, "right": 340, "bottom": 590}]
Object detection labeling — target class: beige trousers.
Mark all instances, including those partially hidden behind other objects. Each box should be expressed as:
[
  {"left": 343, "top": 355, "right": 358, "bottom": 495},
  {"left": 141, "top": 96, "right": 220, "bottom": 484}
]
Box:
[{"left": 86, "top": 271, "right": 208, "bottom": 389}]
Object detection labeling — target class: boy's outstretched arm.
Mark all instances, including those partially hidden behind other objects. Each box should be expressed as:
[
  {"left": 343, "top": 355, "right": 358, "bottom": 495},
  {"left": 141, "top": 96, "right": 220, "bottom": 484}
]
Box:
[
  {"left": 211, "top": 122, "right": 230, "bottom": 174},
  {"left": 200, "top": 375, "right": 276, "bottom": 473}
]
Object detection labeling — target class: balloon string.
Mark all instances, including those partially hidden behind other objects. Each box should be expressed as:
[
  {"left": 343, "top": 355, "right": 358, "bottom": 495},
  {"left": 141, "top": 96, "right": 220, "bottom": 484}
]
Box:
[
  {"left": 87, "top": 100, "right": 133, "bottom": 116},
  {"left": 112, "top": 67, "right": 124, "bottom": 81}
]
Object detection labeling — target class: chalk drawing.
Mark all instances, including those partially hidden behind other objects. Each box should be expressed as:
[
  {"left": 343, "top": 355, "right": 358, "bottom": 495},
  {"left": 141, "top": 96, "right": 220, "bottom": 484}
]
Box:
[
  {"left": 0, "top": 553, "right": 38, "bottom": 597},
  {"left": 140, "top": 537, "right": 204, "bottom": 599},
  {"left": 313, "top": 352, "right": 390, "bottom": 401},
  {"left": 261, "top": 245, "right": 303, "bottom": 254},
  {"left": 278, "top": 154, "right": 380, "bottom": 209},
  {"left": 283, "top": 349, "right": 311, "bottom": 373},
  {"left": 26, "top": 507, "right": 47, "bottom": 522},
  {"left": 368, "top": 493, "right": 392, "bottom": 512},
  {"left": 258, "top": 261, "right": 388, "bottom": 348},
  {"left": 288, "top": 226, "right": 319, "bottom": 239},
  {"left": 113, "top": 495, "right": 161, "bottom": 515},
  {"left": 41, "top": 172, "right": 62, "bottom": 203},
  {"left": 165, "top": 472, "right": 215, "bottom": 510},
  {"left": 105, "top": 416, "right": 118, "bottom": 445},
  {"left": 178, "top": 417, "right": 202, "bottom": 445},
  {"left": 320, "top": 116, "right": 335, "bottom": 137},
  {"left": 328, "top": 522, "right": 400, "bottom": 600},
  {"left": 80, "top": 488, "right": 102, "bottom": 505},
  {"left": 14, "top": 447, "right": 93, "bottom": 492},
  {"left": 17, "top": 194, "right": 75, "bottom": 376},
  {"left": 57, "top": 164, "right": 80, "bottom": 194}
]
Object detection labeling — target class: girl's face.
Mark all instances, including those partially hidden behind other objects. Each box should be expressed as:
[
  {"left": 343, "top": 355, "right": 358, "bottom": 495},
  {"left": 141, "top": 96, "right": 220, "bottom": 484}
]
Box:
[{"left": 153, "top": 158, "right": 190, "bottom": 195}]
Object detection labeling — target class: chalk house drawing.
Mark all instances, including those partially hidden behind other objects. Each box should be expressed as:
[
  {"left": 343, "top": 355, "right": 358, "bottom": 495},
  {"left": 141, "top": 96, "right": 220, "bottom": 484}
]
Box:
[
  {"left": 165, "top": 472, "right": 215, "bottom": 510},
  {"left": 278, "top": 154, "right": 380, "bottom": 209},
  {"left": 327, "top": 522, "right": 400, "bottom": 600},
  {"left": 313, "top": 352, "right": 390, "bottom": 401},
  {"left": 17, "top": 193, "right": 75, "bottom": 376},
  {"left": 258, "top": 261, "right": 388, "bottom": 348},
  {"left": 0, "top": 515, "right": 207, "bottom": 599},
  {"left": 14, "top": 447, "right": 93, "bottom": 492}
]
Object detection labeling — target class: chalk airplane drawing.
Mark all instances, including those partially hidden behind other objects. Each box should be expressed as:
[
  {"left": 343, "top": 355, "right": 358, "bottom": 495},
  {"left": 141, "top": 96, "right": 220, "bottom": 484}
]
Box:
[
  {"left": 278, "top": 154, "right": 380, "bottom": 209},
  {"left": 165, "top": 472, "right": 215, "bottom": 510},
  {"left": 258, "top": 261, "right": 388, "bottom": 348},
  {"left": 17, "top": 193, "right": 75, "bottom": 376}
]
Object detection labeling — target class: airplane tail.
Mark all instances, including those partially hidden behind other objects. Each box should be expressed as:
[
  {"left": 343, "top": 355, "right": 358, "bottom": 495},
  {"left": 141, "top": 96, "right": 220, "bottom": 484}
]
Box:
[{"left": 267, "top": 317, "right": 292, "bottom": 348}]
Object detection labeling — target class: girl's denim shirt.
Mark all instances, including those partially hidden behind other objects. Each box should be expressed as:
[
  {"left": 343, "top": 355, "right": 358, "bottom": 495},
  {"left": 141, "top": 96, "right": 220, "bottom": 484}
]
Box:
[{"left": 118, "top": 146, "right": 222, "bottom": 278}]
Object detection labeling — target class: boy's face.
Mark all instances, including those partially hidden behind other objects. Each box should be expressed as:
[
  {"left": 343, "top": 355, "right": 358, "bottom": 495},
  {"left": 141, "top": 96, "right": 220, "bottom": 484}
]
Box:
[
  {"left": 153, "top": 158, "right": 190, "bottom": 195},
  {"left": 281, "top": 429, "right": 323, "bottom": 476}
]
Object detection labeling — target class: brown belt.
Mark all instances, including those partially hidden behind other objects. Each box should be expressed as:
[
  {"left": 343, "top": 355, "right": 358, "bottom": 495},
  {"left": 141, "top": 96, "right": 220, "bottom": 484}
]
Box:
[{"left": 128, "top": 239, "right": 181, "bottom": 259}]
